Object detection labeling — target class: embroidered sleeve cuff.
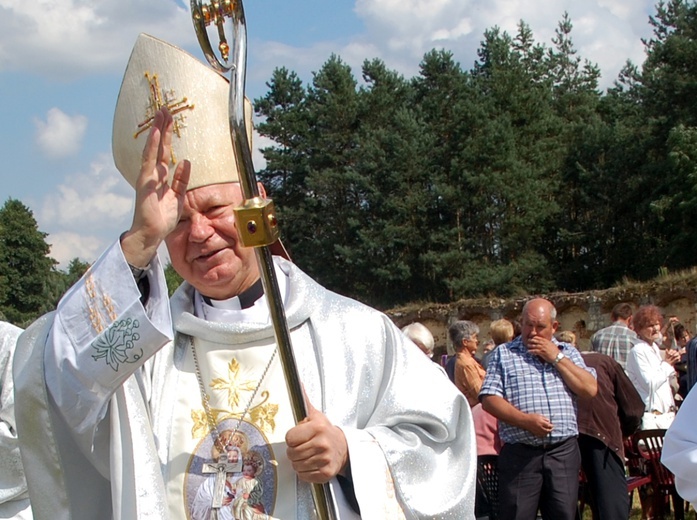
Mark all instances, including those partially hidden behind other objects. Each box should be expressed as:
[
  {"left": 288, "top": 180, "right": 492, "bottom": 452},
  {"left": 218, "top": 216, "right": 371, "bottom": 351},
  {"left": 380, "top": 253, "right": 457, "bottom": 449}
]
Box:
[{"left": 50, "top": 240, "right": 173, "bottom": 392}]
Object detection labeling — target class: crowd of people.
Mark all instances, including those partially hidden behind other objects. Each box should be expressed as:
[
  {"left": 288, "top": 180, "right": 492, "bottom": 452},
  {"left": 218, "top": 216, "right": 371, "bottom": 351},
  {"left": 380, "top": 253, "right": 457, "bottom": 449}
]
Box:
[
  {"left": 7, "top": 284, "right": 697, "bottom": 519},
  {"left": 401, "top": 300, "right": 697, "bottom": 520}
]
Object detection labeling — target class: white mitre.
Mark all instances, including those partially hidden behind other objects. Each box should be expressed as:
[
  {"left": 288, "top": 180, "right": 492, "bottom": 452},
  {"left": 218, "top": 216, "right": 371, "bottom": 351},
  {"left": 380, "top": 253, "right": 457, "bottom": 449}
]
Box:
[{"left": 112, "top": 33, "right": 252, "bottom": 190}]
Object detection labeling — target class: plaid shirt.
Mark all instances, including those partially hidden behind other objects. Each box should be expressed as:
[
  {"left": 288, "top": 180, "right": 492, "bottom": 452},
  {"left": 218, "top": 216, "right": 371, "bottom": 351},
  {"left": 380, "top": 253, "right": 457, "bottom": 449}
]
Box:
[
  {"left": 590, "top": 322, "right": 639, "bottom": 370},
  {"left": 480, "top": 336, "right": 596, "bottom": 446}
]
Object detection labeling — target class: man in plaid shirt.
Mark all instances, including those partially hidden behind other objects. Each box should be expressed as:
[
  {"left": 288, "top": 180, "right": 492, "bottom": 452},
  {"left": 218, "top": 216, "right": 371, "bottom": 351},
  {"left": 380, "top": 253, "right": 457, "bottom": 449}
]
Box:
[
  {"left": 480, "top": 298, "right": 597, "bottom": 520},
  {"left": 590, "top": 302, "right": 638, "bottom": 370}
]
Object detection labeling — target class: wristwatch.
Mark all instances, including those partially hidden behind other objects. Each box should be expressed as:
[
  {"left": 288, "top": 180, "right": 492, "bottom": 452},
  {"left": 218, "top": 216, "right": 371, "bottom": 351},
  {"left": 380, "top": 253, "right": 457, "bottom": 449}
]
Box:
[{"left": 552, "top": 352, "right": 565, "bottom": 366}]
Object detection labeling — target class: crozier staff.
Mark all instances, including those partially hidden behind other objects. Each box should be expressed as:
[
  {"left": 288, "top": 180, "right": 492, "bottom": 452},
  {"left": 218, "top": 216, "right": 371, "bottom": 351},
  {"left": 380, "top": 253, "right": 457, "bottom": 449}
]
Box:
[{"left": 14, "top": 34, "right": 475, "bottom": 520}]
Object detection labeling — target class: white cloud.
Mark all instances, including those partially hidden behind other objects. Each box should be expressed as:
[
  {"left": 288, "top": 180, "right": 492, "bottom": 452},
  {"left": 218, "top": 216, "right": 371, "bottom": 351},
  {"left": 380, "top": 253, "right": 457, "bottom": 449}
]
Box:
[
  {"left": 348, "top": 0, "right": 657, "bottom": 88},
  {"left": 36, "top": 153, "right": 134, "bottom": 268},
  {"left": 250, "top": 40, "right": 336, "bottom": 85},
  {"left": 42, "top": 153, "right": 132, "bottom": 226},
  {"left": 0, "top": 0, "right": 194, "bottom": 78},
  {"left": 0, "top": 0, "right": 659, "bottom": 93},
  {"left": 244, "top": 0, "right": 657, "bottom": 95},
  {"left": 45, "top": 231, "right": 103, "bottom": 270},
  {"left": 34, "top": 108, "right": 88, "bottom": 158},
  {"left": 0, "top": 0, "right": 661, "bottom": 91}
]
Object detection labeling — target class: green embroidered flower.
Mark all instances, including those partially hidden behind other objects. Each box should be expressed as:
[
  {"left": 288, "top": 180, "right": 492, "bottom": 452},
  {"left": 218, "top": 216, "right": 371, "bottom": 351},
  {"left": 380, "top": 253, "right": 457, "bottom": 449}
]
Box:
[{"left": 92, "top": 318, "right": 143, "bottom": 371}]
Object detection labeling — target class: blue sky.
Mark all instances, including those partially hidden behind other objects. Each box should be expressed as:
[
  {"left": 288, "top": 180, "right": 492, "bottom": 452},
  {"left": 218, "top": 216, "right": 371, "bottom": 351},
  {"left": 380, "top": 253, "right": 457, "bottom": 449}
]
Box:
[{"left": 0, "top": 0, "right": 657, "bottom": 269}]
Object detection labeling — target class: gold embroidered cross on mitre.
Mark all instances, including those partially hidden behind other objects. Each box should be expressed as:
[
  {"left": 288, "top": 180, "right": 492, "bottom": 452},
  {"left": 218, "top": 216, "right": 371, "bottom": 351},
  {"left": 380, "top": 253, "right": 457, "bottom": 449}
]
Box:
[{"left": 134, "top": 72, "right": 195, "bottom": 164}]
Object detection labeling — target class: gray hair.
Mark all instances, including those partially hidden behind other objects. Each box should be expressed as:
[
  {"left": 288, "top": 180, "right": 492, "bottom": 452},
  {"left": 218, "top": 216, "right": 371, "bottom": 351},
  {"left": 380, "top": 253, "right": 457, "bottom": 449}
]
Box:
[
  {"left": 448, "top": 320, "right": 480, "bottom": 351},
  {"left": 401, "top": 323, "right": 435, "bottom": 357}
]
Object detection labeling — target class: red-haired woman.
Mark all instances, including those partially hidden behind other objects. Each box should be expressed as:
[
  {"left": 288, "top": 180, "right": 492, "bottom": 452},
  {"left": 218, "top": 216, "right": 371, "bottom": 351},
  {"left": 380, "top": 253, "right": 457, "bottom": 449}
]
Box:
[{"left": 626, "top": 305, "right": 680, "bottom": 429}]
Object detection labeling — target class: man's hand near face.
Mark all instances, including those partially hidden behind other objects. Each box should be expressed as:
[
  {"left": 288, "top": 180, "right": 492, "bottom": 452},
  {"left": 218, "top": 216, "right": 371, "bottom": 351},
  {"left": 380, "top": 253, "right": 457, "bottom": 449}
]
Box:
[
  {"left": 526, "top": 336, "right": 559, "bottom": 364},
  {"left": 121, "top": 107, "right": 191, "bottom": 268}
]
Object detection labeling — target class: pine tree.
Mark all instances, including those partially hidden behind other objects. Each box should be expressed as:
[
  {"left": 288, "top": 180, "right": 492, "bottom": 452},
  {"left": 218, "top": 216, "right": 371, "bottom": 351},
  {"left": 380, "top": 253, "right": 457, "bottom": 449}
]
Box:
[
  {"left": 637, "top": 0, "right": 697, "bottom": 269},
  {"left": 461, "top": 25, "right": 561, "bottom": 296},
  {"left": 260, "top": 55, "right": 370, "bottom": 299},
  {"left": 345, "top": 58, "right": 431, "bottom": 305},
  {"left": 544, "top": 14, "right": 610, "bottom": 290},
  {"left": 0, "top": 199, "right": 56, "bottom": 326},
  {"left": 256, "top": 67, "right": 309, "bottom": 207}
]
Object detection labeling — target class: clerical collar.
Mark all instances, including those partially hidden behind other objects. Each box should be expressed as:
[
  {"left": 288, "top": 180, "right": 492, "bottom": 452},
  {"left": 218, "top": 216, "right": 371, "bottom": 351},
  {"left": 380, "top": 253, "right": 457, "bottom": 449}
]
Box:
[
  {"left": 193, "top": 259, "right": 289, "bottom": 323},
  {"left": 202, "top": 278, "right": 264, "bottom": 310}
]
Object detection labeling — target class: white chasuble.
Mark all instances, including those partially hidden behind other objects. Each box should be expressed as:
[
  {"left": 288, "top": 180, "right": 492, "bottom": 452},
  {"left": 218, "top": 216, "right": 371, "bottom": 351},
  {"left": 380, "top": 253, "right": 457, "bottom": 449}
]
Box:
[{"left": 14, "top": 240, "right": 477, "bottom": 520}]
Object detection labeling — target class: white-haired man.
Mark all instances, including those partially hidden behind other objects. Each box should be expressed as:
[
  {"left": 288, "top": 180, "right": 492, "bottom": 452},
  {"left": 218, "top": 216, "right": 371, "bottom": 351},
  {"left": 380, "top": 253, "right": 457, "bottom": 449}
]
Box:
[
  {"left": 14, "top": 35, "right": 475, "bottom": 520},
  {"left": 401, "top": 322, "right": 435, "bottom": 358}
]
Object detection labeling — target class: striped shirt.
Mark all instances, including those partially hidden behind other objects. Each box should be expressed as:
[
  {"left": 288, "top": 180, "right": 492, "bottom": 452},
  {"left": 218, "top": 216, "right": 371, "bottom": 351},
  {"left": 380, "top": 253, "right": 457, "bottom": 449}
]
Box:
[{"left": 480, "top": 336, "right": 596, "bottom": 446}]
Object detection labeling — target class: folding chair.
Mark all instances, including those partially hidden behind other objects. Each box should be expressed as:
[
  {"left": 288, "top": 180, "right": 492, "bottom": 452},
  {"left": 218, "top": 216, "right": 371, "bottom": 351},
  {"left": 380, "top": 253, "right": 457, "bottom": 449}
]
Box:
[
  {"left": 632, "top": 429, "right": 684, "bottom": 520},
  {"left": 477, "top": 455, "right": 499, "bottom": 520}
]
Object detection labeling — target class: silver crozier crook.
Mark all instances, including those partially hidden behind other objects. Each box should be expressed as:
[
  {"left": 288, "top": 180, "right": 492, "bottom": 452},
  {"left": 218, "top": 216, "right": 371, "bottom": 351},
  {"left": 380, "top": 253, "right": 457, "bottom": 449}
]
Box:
[{"left": 190, "top": 1, "right": 339, "bottom": 519}]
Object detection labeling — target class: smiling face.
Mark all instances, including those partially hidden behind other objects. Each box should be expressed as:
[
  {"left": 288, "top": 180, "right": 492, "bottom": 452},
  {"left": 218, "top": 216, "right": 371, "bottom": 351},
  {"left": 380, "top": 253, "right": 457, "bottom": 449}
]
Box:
[{"left": 165, "top": 182, "right": 260, "bottom": 300}]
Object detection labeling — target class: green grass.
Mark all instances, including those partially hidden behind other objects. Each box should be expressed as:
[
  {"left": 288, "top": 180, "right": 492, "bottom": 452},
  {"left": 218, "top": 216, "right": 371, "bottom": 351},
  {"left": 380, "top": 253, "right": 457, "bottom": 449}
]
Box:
[{"left": 578, "top": 493, "right": 695, "bottom": 520}]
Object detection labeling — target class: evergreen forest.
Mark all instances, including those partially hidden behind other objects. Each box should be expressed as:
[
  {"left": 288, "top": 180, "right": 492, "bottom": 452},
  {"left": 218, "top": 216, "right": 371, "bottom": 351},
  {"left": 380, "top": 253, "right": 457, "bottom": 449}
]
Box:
[
  {"left": 255, "top": 0, "right": 697, "bottom": 307},
  {"left": 2, "top": 0, "right": 697, "bottom": 326}
]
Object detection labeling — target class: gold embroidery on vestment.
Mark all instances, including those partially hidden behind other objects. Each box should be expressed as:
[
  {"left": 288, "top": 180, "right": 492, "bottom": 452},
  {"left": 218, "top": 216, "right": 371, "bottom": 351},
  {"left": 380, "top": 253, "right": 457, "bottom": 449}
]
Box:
[
  {"left": 84, "top": 274, "right": 121, "bottom": 334},
  {"left": 85, "top": 275, "right": 104, "bottom": 333},
  {"left": 191, "top": 356, "right": 279, "bottom": 438}
]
